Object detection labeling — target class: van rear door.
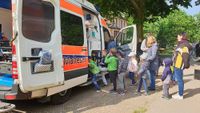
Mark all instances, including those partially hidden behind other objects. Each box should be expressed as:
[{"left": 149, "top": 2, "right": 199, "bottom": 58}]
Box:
[
  {"left": 14, "top": 0, "right": 64, "bottom": 92},
  {"left": 115, "top": 25, "right": 137, "bottom": 56}
]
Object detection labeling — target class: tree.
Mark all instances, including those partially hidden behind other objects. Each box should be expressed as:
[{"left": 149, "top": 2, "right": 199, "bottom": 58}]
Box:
[
  {"left": 144, "top": 10, "right": 200, "bottom": 48},
  {"left": 90, "top": 0, "right": 195, "bottom": 40}
]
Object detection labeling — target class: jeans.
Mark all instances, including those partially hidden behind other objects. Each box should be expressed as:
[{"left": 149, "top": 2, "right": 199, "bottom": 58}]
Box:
[
  {"left": 92, "top": 74, "right": 100, "bottom": 90},
  {"left": 149, "top": 70, "right": 156, "bottom": 90},
  {"left": 128, "top": 72, "right": 136, "bottom": 84},
  {"left": 174, "top": 67, "right": 184, "bottom": 96},
  {"left": 163, "top": 83, "right": 170, "bottom": 97},
  {"left": 109, "top": 70, "right": 118, "bottom": 91},
  {"left": 137, "top": 76, "right": 148, "bottom": 93}
]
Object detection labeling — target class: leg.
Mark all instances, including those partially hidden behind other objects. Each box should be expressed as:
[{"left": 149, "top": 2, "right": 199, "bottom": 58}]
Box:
[
  {"left": 92, "top": 74, "right": 100, "bottom": 90},
  {"left": 101, "top": 74, "right": 108, "bottom": 85},
  {"left": 129, "top": 72, "right": 135, "bottom": 85},
  {"left": 137, "top": 77, "right": 143, "bottom": 92},
  {"left": 110, "top": 71, "right": 117, "bottom": 91},
  {"left": 149, "top": 70, "right": 156, "bottom": 90},
  {"left": 163, "top": 84, "right": 168, "bottom": 97},
  {"left": 113, "top": 71, "right": 117, "bottom": 91},
  {"left": 118, "top": 73, "right": 124, "bottom": 90},
  {"left": 174, "top": 68, "right": 184, "bottom": 96},
  {"left": 142, "top": 78, "right": 148, "bottom": 94}
]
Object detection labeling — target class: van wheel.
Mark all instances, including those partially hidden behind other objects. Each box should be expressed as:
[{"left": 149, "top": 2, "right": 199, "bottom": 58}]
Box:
[{"left": 50, "top": 89, "right": 72, "bottom": 105}]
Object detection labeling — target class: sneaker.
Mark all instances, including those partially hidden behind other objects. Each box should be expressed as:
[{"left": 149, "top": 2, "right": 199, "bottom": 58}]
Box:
[
  {"left": 119, "top": 92, "right": 125, "bottom": 96},
  {"left": 96, "top": 90, "right": 101, "bottom": 93},
  {"left": 109, "top": 89, "right": 117, "bottom": 94},
  {"left": 162, "top": 96, "right": 170, "bottom": 100},
  {"left": 172, "top": 94, "right": 183, "bottom": 100},
  {"left": 148, "top": 87, "right": 155, "bottom": 91},
  {"left": 144, "top": 92, "right": 149, "bottom": 96}
]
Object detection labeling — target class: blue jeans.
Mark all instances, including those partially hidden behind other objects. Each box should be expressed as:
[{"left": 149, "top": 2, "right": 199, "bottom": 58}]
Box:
[
  {"left": 128, "top": 72, "right": 136, "bottom": 84},
  {"left": 137, "top": 76, "right": 148, "bottom": 93},
  {"left": 92, "top": 74, "right": 100, "bottom": 90},
  {"left": 174, "top": 67, "right": 184, "bottom": 96},
  {"left": 149, "top": 70, "right": 156, "bottom": 90}
]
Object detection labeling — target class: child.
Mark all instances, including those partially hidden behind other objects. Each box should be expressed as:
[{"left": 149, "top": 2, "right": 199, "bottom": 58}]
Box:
[
  {"left": 137, "top": 54, "right": 149, "bottom": 95},
  {"left": 89, "top": 56, "right": 101, "bottom": 92},
  {"left": 161, "top": 58, "right": 173, "bottom": 99},
  {"left": 105, "top": 48, "right": 118, "bottom": 93},
  {"left": 127, "top": 52, "right": 138, "bottom": 85},
  {"left": 117, "top": 50, "right": 128, "bottom": 95}
]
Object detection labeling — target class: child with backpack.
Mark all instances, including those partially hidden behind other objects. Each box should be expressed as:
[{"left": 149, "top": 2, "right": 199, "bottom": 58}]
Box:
[
  {"left": 161, "top": 58, "right": 173, "bottom": 100},
  {"left": 105, "top": 48, "right": 118, "bottom": 93},
  {"left": 116, "top": 50, "right": 129, "bottom": 95},
  {"left": 89, "top": 56, "right": 101, "bottom": 92},
  {"left": 137, "top": 53, "right": 149, "bottom": 95},
  {"left": 127, "top": 52, "right": 138, "bottom": 85}
]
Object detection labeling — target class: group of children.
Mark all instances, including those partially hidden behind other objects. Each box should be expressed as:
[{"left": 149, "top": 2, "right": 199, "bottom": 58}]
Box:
[{"left": 89, "top": 48, "right": 173, "bottom": 99}]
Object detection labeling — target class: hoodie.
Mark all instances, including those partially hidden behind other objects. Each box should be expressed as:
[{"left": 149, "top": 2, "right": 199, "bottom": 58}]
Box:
[{"left": 161, "top": 58, "right": 173, "bottom": 81}]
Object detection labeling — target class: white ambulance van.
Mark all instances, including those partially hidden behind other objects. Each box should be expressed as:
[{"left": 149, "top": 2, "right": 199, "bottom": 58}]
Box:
[{"left": 0, "top": 0, "right": 137, "bottom": 104}]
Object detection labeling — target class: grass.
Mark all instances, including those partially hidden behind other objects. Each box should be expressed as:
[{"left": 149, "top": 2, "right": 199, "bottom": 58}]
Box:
[{"left": 133, "top": 107, "right": 148, "bottom": 113}]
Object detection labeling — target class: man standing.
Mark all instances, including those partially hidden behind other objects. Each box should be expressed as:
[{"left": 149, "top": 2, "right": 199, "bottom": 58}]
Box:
[{"left": 172, "top": 32, "right": 192, "bottom": 100}]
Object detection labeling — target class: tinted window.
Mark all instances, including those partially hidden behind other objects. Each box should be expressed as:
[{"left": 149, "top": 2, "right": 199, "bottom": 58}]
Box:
[
  {"left": 61, "top": 11, "right": 84, "bottom": 46},
  {"left": 22, "top": 0, "right": 55, "bottom": 42}
]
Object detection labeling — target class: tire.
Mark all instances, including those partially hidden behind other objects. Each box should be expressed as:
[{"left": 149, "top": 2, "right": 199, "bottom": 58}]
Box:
[{"left": 50, "top": 89, "right": 72, "bottom": 105}]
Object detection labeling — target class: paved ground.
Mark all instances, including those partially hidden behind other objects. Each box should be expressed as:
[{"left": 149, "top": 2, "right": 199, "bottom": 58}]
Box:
[{"left": 10, "top": 64, "right": 200, "bottom": 113}]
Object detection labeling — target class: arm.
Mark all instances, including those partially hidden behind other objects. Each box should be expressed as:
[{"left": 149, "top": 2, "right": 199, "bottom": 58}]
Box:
[
  {"left": 147, "top": 44, "right": 158, "bottom": 61},
  {"left": 105, "top": 54, "right": 111, "bottom": 64},
  {"left": 141, "top": 39, "right": 148, "bottom": 51}
]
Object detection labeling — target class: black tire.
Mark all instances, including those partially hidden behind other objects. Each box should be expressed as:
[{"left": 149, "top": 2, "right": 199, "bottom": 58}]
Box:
[{"left": 50, "top": 89, "right": 72, "bottom": 105}]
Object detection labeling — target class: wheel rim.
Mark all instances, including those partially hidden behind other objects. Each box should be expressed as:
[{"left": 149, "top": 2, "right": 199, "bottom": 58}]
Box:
[{"left": 59, "top": 90, "right": 67, "bottom": 96}]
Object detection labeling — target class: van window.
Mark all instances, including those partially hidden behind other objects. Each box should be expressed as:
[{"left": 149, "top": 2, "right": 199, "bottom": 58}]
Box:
[
  {"left": 61, "top": 11, "right": 84, "bottom": 46},
  {"left": 117, "top": 27, "right": 133, "bottom": 45},
  {"left": 22, "top": 0, "right": 55, "bottom": 43}
]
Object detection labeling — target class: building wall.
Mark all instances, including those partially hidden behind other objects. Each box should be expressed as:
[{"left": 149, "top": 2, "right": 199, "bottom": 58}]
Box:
[{"left": 106, "top": 18, "right": 127, "bottom": 38}]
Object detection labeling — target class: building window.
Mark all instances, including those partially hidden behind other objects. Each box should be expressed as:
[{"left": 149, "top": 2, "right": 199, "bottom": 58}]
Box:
[
  {"left": 61, "top": 11, "right": 84, "bottom": 46},
  {"left": 22, "top": 0, "right": 55, "bottom": 43}
]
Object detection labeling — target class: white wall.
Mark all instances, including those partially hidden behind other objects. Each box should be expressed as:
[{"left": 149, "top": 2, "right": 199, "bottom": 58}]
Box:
[{"left": 0, "top": 8, "right": 12, "bottom": 40}]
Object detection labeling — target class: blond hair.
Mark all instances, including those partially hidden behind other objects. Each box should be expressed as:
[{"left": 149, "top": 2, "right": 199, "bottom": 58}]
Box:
[{"left": 147, "top": 36, "right": 157, "bottom": 48}]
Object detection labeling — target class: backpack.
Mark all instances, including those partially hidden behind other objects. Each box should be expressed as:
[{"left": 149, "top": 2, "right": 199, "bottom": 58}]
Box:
[{"left": 180, "top": 46, "right": 190, "bottom": 69}]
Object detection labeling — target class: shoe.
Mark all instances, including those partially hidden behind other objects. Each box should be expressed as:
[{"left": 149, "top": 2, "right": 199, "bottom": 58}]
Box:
[
  {"left": 119, "top": 92, "right": 125, "bottom": 96},
  {"left": 148, "top": 87, "right": 155, "bottom": 91},
  {"left": 96, "top": 90, "right": 101, "bottom": 93},
  {"left": 109, "top": 89, "right": 117, "bottom": 94},
  {"left": 172, "top": 94, "right": 183, "bottom": 100},
  {"left": 162, "top": 96, "right": 170, "bottom": 100},
  {"left": 144, "top": 92, "right": 149, "bottom": 96}
]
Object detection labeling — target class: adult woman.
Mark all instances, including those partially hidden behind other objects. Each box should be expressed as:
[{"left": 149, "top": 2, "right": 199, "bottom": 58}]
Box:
[
  {"left": 172, "top": 32, "right": 192, "bottom": 100},
  {"left": 146, "top": 36, "right": 159, "bottom": 91}
]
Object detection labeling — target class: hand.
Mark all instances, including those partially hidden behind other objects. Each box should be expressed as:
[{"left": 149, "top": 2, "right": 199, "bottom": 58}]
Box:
[{"left": 102, "top": 50, "right": 107, "bottom": 57}]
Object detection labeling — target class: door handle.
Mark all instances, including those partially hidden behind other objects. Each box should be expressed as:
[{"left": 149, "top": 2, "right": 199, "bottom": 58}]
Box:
[{"left": 22, "top": 57, "right": 40, "bottom": 62}]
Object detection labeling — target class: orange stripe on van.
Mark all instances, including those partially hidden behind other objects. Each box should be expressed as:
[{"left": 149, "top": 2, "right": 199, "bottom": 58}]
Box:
[
  {"left": 62, "top": 45, "right": 88, "bottom": 71},
  {"left": 101, "top": 19, "right": 107, "bottom": 28},
  {"left": 60, "top": 0, "right": 83, "bottom": 16}
]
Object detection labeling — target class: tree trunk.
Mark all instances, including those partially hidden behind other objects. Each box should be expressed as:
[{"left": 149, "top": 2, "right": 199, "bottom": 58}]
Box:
[{"left": 136, "top": 22, "right": 144, "bottom": 41}]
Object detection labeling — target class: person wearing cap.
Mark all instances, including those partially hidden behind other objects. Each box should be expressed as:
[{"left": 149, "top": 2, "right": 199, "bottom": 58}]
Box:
[
  {"left": 127, "top": 52, "right": 138, "bottom": 86},
  {"left": 88, "top": 56, "right": 101, "bottom": 92},
  {"left": 116, "top": 50, "right": 129, "bottom": 95},
  {"left": 137, "top": 53, "right": 150, "bottom": 95},
  {"left": 172, "top": 32, "right": 192, "bottom": 100},
  {"left": 105, "top": 48, "right": 119, "bottom": 93}
]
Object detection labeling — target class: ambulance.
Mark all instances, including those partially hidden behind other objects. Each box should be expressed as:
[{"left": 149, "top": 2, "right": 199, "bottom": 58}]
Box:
[{"left": 0, "top": 0, "right": 137, "bottom": 104}]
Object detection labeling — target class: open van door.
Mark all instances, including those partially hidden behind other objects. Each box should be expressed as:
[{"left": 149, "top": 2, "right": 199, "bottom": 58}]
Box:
[
  {"left": 115, "top": 25, "right": 137, "bottom": 56},
  {"left": 13, "top": 0, "right": 64, "bottom": 92}
]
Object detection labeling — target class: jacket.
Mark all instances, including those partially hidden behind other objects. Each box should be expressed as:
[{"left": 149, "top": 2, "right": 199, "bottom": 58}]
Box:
[
  {"left": 118, "top": 57, "right": 129, "bottom": 74},
  {"left": 105, "top": 54, "right": 118, "bottom": 71},
  {"left": 138, "top": 60, "right": 150, "bottom": 76},
  {"left": 173, "top": 39, "right": 192, "bottom": 69},
  {"left": 161, "top": 58, "right": 172, "bottom": 81},
  {"left": 89, "top": 60, "right": 100, "bottom": 74},
  {"left": 127, "top": 58, "right": 138, "bottom": 72},
  {"left": 147, "top": 43, "right": 159, "bottom": 71}
]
